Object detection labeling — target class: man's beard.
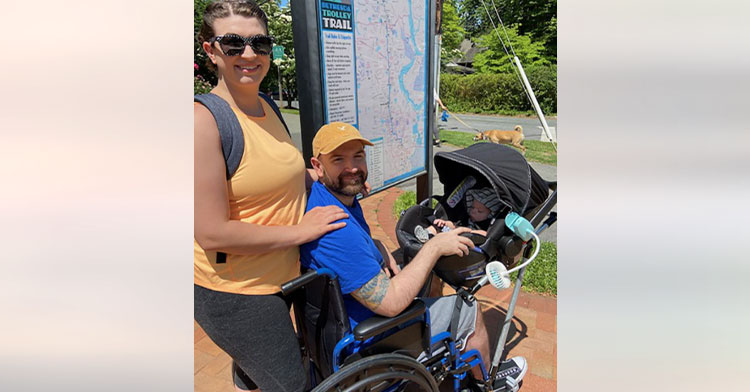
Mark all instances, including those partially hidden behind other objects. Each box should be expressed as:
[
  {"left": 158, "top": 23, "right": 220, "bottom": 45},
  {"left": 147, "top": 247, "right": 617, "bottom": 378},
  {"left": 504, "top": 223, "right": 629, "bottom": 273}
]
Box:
[{"left": 321, "top": 168, "right": 367, "bottom": 197}]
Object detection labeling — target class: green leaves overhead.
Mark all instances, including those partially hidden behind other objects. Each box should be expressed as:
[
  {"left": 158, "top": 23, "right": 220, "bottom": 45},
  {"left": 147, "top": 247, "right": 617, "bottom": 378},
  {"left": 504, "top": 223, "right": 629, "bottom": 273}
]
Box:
[
  {"left": 440, "top": 0, "right": 467, "bottom": 65},
  {"left": 441, "top": 0, "right": 465, "bottom": 52},
  {"left": 472, "top": 24, "right": 549, "bottom": 74},
  {"left": 259, "top": 1, "right": 298, "bottom": 105},
  {"left": 455, "top": 0, "right": 556, "bottom": 62}
]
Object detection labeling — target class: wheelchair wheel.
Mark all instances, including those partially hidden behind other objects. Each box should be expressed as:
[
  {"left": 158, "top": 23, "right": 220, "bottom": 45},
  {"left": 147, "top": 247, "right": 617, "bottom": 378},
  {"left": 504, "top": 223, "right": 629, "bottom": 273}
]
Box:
[{"left": 312, "top": 353, "right": 439, "bottom": 392}]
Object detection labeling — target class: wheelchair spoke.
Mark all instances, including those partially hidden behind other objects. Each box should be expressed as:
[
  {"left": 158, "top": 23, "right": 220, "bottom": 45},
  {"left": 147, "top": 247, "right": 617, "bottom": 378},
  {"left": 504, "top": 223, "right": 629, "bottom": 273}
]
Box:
[{"left": 312, "top": 354, "right": 439, "bottom": 392}]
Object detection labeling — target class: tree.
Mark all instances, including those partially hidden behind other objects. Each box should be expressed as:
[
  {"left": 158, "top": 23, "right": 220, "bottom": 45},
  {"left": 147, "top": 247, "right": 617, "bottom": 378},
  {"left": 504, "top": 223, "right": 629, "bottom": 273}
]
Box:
[
  {"left": 260, "top": 1, "right": 297, "bottom": 108},
  {"left": 472, "top": 24, "right": 549, "bottom": 74},
  {"left": 440, "top": 0, "right": 466, "bottom": 65},
  {"left": 455, "top": 0, "right": 556, "bottom": 62},
  {"left": 194, "top": 0, "right": 217, "bottom": 87}
]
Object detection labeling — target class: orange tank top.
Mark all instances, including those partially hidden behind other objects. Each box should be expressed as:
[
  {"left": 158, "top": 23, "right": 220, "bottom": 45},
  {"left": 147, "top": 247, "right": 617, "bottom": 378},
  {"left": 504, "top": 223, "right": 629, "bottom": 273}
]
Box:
[{"left": 194, "top": 99, "right": 306, "bottom": 295}]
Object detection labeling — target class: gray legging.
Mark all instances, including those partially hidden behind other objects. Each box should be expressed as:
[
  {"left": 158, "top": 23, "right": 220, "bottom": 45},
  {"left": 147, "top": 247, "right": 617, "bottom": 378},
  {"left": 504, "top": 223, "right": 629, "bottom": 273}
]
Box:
[{"left": 194, "top": 284, "right": 306, "bottom": 391}]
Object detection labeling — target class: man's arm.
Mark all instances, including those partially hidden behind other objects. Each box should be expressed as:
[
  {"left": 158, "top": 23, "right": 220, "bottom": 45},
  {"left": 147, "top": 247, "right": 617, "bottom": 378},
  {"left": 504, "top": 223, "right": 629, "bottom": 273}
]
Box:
[
  {"left": 352, "top": 228, "right": 474, "bottom": 317},
  {"left": 373, "top": 239, "right": 400, "bottom": 277}
]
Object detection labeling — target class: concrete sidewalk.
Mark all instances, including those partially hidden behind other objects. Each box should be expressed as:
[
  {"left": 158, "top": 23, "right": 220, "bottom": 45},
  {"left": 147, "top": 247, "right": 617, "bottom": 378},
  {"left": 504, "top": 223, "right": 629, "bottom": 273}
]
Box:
[{"left": 194, "top": 187, "right": 557, "bottom": 391}]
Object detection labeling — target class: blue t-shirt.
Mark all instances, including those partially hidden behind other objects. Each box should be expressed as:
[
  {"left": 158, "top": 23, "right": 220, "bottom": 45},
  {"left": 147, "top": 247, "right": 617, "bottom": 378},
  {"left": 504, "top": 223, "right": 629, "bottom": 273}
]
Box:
[{"left": 300, "top": 182, "right": 383, "bottom": 328}]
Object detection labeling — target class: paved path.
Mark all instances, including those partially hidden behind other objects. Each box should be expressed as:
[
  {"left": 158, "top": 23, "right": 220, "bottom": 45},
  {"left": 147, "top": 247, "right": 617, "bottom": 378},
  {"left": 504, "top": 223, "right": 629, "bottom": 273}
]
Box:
[
  {"left": 281, "top": 112, "right": 558, "bottom": 148},
  {"left": 438, "top": 112, "right": 557, "bottom": 142},
  {"left": 195, "top": 186, "right": 557, "bottom": 392}
]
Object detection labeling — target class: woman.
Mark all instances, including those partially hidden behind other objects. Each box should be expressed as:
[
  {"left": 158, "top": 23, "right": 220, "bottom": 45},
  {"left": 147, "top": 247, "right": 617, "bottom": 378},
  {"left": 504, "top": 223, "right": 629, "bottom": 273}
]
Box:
[{"left": 193, "top": 1, "right": 348, "bottom": 391}]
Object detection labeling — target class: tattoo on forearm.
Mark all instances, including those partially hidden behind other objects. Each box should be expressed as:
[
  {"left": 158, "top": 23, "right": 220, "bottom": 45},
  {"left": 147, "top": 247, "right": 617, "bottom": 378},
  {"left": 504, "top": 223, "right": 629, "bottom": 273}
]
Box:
[{"left": 352, "top": 270, "right": 390, "bottom": 311}]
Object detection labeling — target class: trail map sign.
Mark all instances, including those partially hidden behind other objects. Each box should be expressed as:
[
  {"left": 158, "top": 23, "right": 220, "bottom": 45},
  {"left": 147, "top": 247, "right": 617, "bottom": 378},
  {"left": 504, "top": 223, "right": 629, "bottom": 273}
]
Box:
[{"left": 292, "top": 0, "right": 435, "bottom": 193}]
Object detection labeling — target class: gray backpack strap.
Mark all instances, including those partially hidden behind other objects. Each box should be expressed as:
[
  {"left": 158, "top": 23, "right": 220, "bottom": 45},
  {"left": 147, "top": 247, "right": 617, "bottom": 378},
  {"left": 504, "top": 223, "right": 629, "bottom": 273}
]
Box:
[
  {"left": 194, "top": 93, "right": 290, "bottom": 265},
  {"left": 195, "top": 93, "right": 244, "bottom": 264},
  {"left": 194, "top": 93, "right": 244, "bottom": 179}
]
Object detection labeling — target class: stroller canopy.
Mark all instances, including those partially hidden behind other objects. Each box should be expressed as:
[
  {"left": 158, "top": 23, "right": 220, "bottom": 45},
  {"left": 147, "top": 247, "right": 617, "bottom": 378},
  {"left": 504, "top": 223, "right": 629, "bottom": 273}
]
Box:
[{"left": 434, "top": 143, "right": 549, "bottom": 216}]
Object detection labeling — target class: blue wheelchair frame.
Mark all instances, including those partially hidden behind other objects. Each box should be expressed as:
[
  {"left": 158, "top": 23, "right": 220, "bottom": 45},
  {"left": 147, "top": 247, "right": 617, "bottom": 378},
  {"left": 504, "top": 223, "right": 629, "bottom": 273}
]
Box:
[{"left": 281, "top": 267, "right": 489, "bottom": 391}]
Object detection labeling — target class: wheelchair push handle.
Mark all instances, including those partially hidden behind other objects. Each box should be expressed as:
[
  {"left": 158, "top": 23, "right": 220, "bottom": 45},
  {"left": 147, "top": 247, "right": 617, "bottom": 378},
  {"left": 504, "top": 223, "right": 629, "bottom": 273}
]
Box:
[{"left": 280, "top": 268, "right": 336, "bottom": 296}]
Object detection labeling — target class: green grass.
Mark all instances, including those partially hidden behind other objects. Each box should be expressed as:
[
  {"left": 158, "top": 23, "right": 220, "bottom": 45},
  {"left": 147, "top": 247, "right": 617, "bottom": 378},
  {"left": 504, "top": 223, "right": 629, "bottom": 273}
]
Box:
[
  {"left": 392, "top": 190, "right": 557, "bottom": 296},
  {"left": 392, "top": 191, "right": 438, "bottom": 219},
  {"left": 439, "top": 130, "right": 557, "bottom": 166},
  {"left": 280, "top": 107, "right": 300, "bottom": 115},
  {"left": 393, "top": 191, "right": 417, "bottom": 219},
  {"left": 510, "top": 241, "right": 557, "bottom": 296}
]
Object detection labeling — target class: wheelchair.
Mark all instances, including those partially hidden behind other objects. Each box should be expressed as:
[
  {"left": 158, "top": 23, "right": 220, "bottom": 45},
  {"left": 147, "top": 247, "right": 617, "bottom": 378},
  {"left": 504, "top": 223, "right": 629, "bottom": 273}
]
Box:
[
  {"left": 281, "top": 143, "right": 557, "bottom": 391},
  {"left": 281, "top": 267, "right": 491, "bottom": 392}
]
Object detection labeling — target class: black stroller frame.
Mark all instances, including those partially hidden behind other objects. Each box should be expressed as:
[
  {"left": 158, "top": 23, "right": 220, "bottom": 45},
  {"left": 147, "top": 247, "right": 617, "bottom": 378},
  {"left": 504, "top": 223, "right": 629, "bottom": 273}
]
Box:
[
  {"left": 281, "top": 143, "right": 557, "bottom": 391},
  {"left": 395, "top": 143, "right": 557, "bottom": 387}
]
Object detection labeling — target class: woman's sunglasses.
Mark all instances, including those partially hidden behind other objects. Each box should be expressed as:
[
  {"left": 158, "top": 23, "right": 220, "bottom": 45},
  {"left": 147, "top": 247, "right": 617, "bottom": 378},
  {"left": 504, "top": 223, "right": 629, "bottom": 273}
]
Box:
[{"left": 209, "top": 34, "right": 275, "bottom": 56}]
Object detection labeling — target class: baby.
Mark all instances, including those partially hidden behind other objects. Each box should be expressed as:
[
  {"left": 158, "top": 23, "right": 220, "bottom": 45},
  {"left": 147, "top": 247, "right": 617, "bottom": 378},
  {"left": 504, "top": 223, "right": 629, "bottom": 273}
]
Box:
[{"left": 414, "top": 187, "right": 503, "bottom": 242}]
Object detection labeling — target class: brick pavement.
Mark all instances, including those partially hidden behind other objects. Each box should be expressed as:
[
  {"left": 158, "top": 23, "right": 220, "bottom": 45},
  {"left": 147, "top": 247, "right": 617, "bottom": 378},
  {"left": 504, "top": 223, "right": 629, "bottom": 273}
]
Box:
[{"left": 195, "top": 187, "right": 556, "bottom": 391}]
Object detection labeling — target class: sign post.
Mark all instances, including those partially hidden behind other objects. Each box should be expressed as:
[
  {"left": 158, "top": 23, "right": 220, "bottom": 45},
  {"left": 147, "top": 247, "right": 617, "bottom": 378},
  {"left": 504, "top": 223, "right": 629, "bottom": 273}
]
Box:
[
  {"left": 272, "top": 45, "right": 285, "bottom": 106},
  {"left": 291, "top": 0, "right": 435, "bottom": 196}
]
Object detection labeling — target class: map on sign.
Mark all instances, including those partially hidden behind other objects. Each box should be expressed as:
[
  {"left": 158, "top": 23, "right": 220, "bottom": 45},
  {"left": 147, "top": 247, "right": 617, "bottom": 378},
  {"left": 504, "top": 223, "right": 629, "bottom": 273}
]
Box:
[{"left": 318, "top": 0, "right": 429, "bottom": 191}]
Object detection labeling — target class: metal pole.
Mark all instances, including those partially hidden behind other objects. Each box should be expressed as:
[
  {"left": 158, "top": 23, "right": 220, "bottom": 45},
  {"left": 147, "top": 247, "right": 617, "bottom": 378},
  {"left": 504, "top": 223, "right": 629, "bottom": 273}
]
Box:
[
  {"left": 290, "top": 0, "right": 325, "bottom": 166},
  {"left": 434, "top": 34, "right": 442, "bottom": 135},
  {"left": 487, "top": 264, "right": 527, "bottom": 384},
  {"left": 277, "top": 61, "right": 283, "bottom": 108},
  {"left": 513, "top": 56, "right": 556, "bottom": 144},
  {"left": 418, "top": 0, "right": 438, "bottom": 202}
]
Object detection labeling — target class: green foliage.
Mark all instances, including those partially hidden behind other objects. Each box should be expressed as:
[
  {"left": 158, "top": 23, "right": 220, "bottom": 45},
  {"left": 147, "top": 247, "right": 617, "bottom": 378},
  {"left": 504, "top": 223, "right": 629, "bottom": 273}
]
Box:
[
  {"left": 539, "top": 16, "right": 557, "bottom": 61},
  {"left": 392, "top": 191, "right": 417, "bottom": 219},
  {"left": 194, "top": 75, "right": 213, "bottom": 95},
  {"left": 194, "top": 0, "right": 216, "bottom": 86},
  {"left": 392, "top": 191, "right": 438, "bottom": 219},
  {"left": 440, "top": 69, "right": 556, "bottom": 114},
  {"left": 440, "top": 0, "right": 466, "bottom": 65},
  {"left": 260, "top": 2, "right": 297, "bottom": 107},
  {"left": 472, "top": 24, "right": 549, "bottom": 74},
  {"left": 456, "top": 0, "right": 488, "bottom": 36},
  {"left": 456, "top": 0, "right": 556, "bottom": 63},
  {"left": 524, "top": 63, "right": 557, "bottom": 117},
  {"left": 279, "top": 107, "right": 300, "bottom": 115},
  {"left": 509, "top": 241, "right": 557, "bottom": 296}
]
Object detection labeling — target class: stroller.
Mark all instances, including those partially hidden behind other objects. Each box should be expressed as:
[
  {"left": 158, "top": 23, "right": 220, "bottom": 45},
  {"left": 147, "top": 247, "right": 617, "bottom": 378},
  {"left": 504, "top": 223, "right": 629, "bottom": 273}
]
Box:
[{"left": 395, "top": 142, "right": 557, "bottom": 383}]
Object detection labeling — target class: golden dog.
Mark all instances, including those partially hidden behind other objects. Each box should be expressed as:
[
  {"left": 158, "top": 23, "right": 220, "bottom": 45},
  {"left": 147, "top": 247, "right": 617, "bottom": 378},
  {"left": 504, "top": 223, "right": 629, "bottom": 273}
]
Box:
[{"left": 473, "top": 125, "right": 525, "bottom": 153}]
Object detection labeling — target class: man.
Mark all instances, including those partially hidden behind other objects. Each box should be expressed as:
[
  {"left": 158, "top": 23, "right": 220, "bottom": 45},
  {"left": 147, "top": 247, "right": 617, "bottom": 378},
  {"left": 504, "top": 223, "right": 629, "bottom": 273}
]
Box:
[{"left": 299, "top": 122, "right": 528, "bottom": 390}]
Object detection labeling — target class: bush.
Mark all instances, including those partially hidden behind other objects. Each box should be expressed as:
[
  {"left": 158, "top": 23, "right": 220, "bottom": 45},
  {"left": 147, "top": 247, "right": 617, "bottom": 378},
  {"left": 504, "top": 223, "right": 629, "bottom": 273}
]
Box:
[
  {"left": 194, "top": 0, "right": 218, "bottom": 87},
  {"left": 440, "top": 66, "right": 556, "bottom": 115},
  {"left": 194, "top": 75, "right": 213, "bottom": 95}
]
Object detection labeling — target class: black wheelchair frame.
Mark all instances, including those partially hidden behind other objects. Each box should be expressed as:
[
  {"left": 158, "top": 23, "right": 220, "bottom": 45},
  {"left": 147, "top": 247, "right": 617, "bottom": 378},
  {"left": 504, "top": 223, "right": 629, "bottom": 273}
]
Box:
[{"left": 281, "top": 268, "right": 488, "bottom": 392}]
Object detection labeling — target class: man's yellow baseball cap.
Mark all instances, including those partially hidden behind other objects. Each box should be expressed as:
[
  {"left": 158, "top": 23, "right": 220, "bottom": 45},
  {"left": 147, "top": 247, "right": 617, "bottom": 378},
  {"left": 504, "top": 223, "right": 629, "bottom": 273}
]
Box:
[{"left": 312, "top": 122, "right": 374, "bottom": 157}]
